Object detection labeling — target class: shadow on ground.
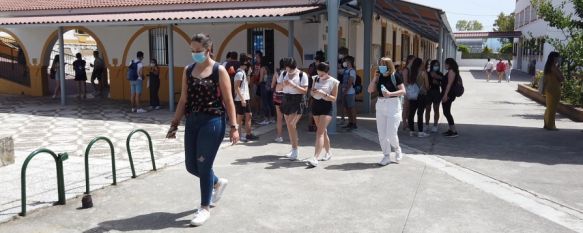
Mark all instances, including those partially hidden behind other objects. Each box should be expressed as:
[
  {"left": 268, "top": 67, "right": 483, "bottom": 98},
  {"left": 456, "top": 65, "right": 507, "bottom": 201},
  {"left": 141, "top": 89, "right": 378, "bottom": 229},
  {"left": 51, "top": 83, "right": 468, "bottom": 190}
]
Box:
[{"left": 82, "top": 210, "right": 195, "bottom": 233}]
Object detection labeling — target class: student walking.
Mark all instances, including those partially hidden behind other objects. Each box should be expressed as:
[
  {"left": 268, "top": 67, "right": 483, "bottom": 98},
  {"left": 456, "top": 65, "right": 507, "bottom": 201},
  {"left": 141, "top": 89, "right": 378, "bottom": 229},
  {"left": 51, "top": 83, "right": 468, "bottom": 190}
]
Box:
[
  {"left": 505, "top": 59, "right": 512, "bottom": 82},
  {"left": 128, "top": 51, "right": 147, "bottom": 113},
  {"left": 496, "top": 58, "right": 506, "bottom": 83},
  {"left": 272, "top": 59, "right": 286, "bottom": 143},
  {"left": 406, "top": 58, "right": 430, "bottom": 137},
  {"left": 543, "top": 52, "right": 564, "bottom": 130},
  {"left": 306, "top": 62, "right": 339, "bottom": 167},
  {"left": 148, "top": 59, "right": 161, "bottom": 110},
  {"left": 484, "top": 58, "right": 494, "bottom": 82},
  {"left": 280, "top": 57, "right": 309, "bottom": 160},
  {"left": 442, "top": 58, "right": 462, "bottom": 138},
  {"left": 50, "top": 55, "right": 61, "bottom": 99},
  {"left": 425, "top": 60, "right": 443, "bottom": 133},
  {"left": 341, "top": 56, "right": 358, "bottom": 130},
  {"left": 167, "top": 33, "right": 239, "bottom": 227},
  {"left": 234, "top": 60, "right": 259, "bottom": 142},
  {"left": 73, "top": 53, "right": 88, "bottom": 99},
  {"left": 369, "top": 57, "right": 406, "bottom": 166}
]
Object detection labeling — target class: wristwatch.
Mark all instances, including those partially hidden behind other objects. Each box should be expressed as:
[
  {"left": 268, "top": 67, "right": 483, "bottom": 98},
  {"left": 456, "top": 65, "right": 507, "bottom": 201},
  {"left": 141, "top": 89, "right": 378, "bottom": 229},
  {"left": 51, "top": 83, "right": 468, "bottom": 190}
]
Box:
[{"left": 230, "top": 124, "right": 239, "bottom": 129}]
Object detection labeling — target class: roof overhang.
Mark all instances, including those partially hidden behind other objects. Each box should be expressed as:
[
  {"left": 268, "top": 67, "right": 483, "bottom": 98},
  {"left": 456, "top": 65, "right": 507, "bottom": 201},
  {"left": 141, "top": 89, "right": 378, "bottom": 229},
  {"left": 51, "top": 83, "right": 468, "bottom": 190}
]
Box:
[
  {"left": 453, "top": 31, "right": 523, "bottom": 39},
  {"left": 375, "top": 0, "right": 447, "bottom": 42},
  {"left": 0, "top": 6, "right": 321, "bottom": 28}
]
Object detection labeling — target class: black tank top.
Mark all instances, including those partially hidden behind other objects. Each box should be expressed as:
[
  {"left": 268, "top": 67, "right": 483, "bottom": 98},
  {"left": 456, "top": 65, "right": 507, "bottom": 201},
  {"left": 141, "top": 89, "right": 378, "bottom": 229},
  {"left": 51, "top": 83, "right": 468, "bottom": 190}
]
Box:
[{"left": 185, "top": 63, "right": 225, "bottom": 116}]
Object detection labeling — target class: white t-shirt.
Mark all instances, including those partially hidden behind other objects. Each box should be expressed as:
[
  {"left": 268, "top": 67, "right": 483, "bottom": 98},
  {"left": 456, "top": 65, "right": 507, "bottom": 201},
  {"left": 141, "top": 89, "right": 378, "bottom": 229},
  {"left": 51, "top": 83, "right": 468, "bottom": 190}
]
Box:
[
  {"left": 234, "top": 69, "right": 250, "bottom": 101},
  {"left": 311, "top": 76, "right": 339, "bottom": 100},
  {"left": 129, "top": 59, "right": 144, "bottom": 80},
  {"left": 282, "top": 69, "right": 309, "bottom": 94},
  {"left": 485, "top": 61, "right": 494, "bottom": 70}
]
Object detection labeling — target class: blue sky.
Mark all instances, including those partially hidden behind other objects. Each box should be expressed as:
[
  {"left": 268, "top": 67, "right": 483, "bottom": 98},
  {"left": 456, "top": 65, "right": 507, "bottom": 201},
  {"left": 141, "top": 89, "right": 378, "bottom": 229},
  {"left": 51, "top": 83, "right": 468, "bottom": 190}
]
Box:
[{"left": 409, "top": 0, "right": 516, "bottom": 32}]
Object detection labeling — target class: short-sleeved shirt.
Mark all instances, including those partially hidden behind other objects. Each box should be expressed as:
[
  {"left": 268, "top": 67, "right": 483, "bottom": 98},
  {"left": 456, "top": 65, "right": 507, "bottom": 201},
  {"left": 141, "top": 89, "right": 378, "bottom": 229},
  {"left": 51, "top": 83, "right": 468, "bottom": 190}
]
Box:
[
  {"left": 94, "top": 57, "right": 105, "bottom": 71},
  {"left": 485, "top": 61, "right": 494, "bottom": 70},
  {"left": 342, "top": 68, "right": 356, "bottom": 95},
  {"left": 234, "top": 69, "right": 250, "bottom": 101},
  {"left": 129, "top": 59, "right": 144, "bottom": 80},
  {"left": 376, "top": 71, "right": 403, "bottom": 97},
  {"left": 311, "top": 76, "right": 339, "bottom": 100},
  {"left": 282, "top": 69, "right": 309, "bottom": 94}
]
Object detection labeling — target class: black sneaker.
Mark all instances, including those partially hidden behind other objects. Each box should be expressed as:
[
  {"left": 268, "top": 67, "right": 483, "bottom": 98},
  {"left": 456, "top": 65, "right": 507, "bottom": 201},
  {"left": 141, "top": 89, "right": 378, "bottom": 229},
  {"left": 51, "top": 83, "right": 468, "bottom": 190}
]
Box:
[
  {"left": 445, "top": 131, "right": 459, "bottom": 138},
  {"left": 442, "top": 130, "right": 453, "bottom": 136},
  {"left": 342, "top": 123, "right": 353, "bottom": 129},
  {"left": 350, "top": 124, "right": 358, "bottom": 130},
  {"left": 246, "top": 134, "right": 259, "bottom": 141}
]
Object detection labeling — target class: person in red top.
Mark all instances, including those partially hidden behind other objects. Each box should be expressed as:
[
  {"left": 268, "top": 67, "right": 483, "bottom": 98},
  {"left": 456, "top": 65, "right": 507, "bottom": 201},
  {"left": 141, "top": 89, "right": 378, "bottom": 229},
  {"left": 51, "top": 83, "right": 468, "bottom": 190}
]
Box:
[{"left": 496, "top": 58, "right": 506, "bottom": 83}]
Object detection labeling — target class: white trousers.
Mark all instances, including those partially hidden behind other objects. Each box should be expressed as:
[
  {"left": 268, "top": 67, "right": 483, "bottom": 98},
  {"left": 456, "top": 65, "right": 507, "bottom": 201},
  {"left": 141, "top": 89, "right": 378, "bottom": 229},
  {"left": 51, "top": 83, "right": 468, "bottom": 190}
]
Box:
[{"left": 375, "top": 98, "right": 402, "bottom": 155}]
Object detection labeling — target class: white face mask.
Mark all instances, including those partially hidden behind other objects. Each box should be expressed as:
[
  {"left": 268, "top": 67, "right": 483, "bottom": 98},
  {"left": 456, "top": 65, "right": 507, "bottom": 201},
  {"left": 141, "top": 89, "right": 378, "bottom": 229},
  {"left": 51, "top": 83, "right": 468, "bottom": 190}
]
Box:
[{"left": 342, "top": 62, "right": 348, "bottom": 68}]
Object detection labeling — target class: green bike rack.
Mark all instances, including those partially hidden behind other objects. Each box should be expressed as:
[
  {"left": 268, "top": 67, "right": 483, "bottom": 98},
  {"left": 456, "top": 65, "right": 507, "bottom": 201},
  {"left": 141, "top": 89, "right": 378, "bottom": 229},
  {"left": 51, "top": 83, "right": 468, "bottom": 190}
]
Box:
[
  {"left": 20, "top": 148, "right": 68, "bottom": 216},
  {"left": 126, "top": 129, "right": 156, "bottom": 178},
  {"left": 84, "top": 137, "right": 116, "bottom": 195}
]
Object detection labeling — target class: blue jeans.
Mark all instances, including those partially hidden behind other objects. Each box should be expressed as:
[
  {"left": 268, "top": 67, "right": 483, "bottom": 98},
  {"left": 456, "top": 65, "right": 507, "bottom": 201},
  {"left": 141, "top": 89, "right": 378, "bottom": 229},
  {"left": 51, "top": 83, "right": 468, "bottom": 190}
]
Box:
[
  {"left": 260, "top": 84, "right": 274, "bottom": 118},
  {"left": 184, "top": 112, "right": 226, "bottom": 206}
]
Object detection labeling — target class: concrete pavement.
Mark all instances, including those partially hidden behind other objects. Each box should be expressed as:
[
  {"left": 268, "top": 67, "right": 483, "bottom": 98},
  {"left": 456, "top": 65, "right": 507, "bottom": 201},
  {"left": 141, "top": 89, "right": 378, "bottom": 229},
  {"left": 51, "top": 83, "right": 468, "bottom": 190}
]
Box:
[{"left": 0, "top": 129, "right": 574, "bottom": 233}]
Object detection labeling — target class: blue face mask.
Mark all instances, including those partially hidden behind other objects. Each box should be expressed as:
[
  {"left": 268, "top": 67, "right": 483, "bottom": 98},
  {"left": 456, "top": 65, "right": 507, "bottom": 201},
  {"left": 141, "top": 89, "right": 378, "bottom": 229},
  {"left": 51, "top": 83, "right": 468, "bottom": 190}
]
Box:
[
  {"left": 378, "top": 66, "right": 388, "bottom": 74},
  {"left": 192, "top": 51, "right": 207, "bottom": 63},
  {"left": 432, "top": 66, "right": 440, "bottom": 72}
]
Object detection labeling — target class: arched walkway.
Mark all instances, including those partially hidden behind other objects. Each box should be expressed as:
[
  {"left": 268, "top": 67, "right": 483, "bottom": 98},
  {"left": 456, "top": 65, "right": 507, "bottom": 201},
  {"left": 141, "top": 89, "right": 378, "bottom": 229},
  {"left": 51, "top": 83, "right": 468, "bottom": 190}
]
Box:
[{"left": 40, "top": 26, "right": 111, "bottom": 96}]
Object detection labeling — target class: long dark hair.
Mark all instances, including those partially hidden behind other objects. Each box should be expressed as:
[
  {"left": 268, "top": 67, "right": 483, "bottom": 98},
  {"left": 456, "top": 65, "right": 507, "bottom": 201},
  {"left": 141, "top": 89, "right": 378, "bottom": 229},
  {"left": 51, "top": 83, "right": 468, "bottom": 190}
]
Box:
[
  {"left": 52, "top": 55, "right": 60, "bottom": 65},
  {"left": 445, "top": 58, "right": 460, "bottom": 77},
  {"left": 408, "top": 58, "right": 423, "bottom": 84},
  {"left": 544, "top": 51, "right": 560, "bottom": 75}
]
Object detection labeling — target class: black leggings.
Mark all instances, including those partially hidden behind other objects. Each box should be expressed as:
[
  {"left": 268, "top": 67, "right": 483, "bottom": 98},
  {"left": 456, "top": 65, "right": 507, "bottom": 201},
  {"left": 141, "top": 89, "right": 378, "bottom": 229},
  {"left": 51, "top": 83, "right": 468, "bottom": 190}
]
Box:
[
  {"left": 408, "top": 95, "right": 426, "bottom": 132},
  {"left": 442, "top": 96, "right": 456, "bottom": 126}
]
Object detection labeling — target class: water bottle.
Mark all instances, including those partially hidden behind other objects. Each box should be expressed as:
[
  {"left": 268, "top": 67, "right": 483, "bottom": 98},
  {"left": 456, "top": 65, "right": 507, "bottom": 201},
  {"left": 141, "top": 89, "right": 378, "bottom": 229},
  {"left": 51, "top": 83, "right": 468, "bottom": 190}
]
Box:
[{"left": 380, "top": 84, "right": 388, "bottom": 93}]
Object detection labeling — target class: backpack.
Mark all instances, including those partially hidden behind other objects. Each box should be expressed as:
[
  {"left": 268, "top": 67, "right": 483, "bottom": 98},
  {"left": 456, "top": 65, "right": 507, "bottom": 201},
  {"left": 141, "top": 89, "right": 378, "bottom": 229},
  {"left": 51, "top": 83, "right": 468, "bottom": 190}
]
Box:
[
  {"left": 452, "top": 73, "right": 465, "bottom": 97},
  {"left": 354, "top": 74, "right": 363, "bottom": 94},
  {"left": 405, "top": 83, "right": 420, "bottom": 100},
  {"left": 127, "top": 60, "right": 140, "bottom": 81},
  {"left": 496, "top": 62, "right": 505, "bottom": 72}
]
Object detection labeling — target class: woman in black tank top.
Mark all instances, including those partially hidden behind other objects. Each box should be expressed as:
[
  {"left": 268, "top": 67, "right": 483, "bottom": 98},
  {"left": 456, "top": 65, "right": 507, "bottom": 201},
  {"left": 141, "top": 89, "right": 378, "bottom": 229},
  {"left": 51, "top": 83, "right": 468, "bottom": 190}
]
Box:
[{"left": 166, "top": 33, "right": 239, "bottom": 227}]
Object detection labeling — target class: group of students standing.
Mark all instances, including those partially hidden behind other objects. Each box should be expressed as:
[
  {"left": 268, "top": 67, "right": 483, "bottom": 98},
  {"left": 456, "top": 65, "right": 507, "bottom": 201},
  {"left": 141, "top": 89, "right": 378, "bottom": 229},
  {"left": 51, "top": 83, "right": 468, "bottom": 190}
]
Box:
[
  {"left": 484, "top": 58, "right": 512, "bottom": 83},
  {"left": 50, "top": 51, "right": 107, "bottom": 99},
  {"left": 164, "top": 32, "right": 465, "bottom": 226}
]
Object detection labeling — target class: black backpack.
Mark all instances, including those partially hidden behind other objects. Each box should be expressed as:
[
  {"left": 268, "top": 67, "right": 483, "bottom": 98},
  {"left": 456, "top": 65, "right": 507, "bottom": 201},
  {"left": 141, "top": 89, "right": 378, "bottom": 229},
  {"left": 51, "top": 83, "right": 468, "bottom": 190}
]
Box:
[{"left": 354, "top": 74, "right": 363, "bottom": 94}]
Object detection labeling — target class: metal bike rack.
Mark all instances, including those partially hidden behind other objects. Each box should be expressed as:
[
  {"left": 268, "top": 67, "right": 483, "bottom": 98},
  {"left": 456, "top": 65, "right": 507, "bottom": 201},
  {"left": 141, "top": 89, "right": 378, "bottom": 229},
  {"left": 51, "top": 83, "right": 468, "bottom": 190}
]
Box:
[
  {"left": 126, "top": 129, "right": 157, "bottom": 178},
  {"left": 19, "top": 148, "right": 68, "bottom": 216},
  {"left": 84, "top": 137, "right": 116, "bottom": 194}
]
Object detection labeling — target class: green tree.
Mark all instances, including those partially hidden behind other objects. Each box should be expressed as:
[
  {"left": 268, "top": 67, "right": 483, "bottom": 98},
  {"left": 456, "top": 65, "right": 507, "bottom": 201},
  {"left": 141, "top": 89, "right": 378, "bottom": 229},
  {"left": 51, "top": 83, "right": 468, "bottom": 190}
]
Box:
[
  {"left": 499, "top": 43, "right": 514, "bottom": 55},
  {"left": 482, "top": 46, "right": 493, "bottom": 55},
  {"left": 458, "top": 44, "right": 470, "bottom": 54},
  {"left": 493, "top": 12, "right": 516, "bottom": 43},
  {"left": 532, "top": 0, "right": 583, "bottom": 78},
  {"left": 456, "top": 20, "right": 484, "bottom": 31}
]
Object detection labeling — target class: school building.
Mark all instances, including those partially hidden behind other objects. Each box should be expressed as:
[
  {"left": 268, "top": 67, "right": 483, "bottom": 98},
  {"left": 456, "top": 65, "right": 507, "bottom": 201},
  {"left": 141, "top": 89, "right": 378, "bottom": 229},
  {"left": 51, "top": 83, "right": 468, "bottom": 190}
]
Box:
[{"left": 0, "top": 0, "right": 456, "bottom": 112}]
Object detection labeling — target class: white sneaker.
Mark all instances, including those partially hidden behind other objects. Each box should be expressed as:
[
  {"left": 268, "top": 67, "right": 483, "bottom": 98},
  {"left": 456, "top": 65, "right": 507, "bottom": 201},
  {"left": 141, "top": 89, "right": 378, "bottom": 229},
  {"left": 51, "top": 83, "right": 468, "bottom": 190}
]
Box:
[
  {"left": 269, "top": 119, "right": 276, "bottom": 124},
  {"left": 307, "top": 157, "right": 318, "bottom": 167},
  {"left": 258, "top": 120, "right": 270, "bottom": 125},
  {"left": 418, "top": 132, "right": 430, "bottom": 138},
  {"left": 136, "top": 108, "right": 147, "bottom": 113},
  {"left": 131, "top": 108, "right": 136, "bottom": 113},
  {"left": 155, "top": 106, "right": 161, "bottom": 110},
  {"left": 409, "top": 131, "right": 415, "bottom": 137},
  {"left": 431, "top": 126, "right": 438, "bottom": 133},
  {"left": 211, "top": 178, "right": 228, "bottom": 204},
  {"left": 378, "top": 154, "right": 391, "bottom": 166},
  {"left": 320, "top": 153, "right": 332, "bottom": 161},
  {"left": 190, "top": 208, "right": 210, "bottom": 226},
  {"left": 240, "top": 136, "right": 247, "bottom": 142},
  {"left": 274, "top": 137, "right": 284, "bottom": 143},
  {"left": 286, "top": 149, "right": 298, "bottom": 161},
  {"left": 395, "top": 152, "right": 403, "bottom": 164}
]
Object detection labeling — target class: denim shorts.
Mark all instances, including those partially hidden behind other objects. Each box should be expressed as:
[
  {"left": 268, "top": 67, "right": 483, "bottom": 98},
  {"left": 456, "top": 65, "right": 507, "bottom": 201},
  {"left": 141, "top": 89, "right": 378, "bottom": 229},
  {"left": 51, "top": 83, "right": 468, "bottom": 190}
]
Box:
[
  {"left": 344, "top": 94, "right": 355, "bottom": 108},
  {"left": 130, "top": 79, "right": 143, "bottom": 94}
]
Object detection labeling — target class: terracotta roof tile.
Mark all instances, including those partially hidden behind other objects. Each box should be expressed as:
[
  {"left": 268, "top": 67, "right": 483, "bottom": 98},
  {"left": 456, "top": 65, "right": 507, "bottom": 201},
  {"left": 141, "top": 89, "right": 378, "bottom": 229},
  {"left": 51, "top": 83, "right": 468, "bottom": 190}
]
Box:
[
  {"left": 0, "top": 0, "right": 256, "bottom": 12},
  {"left": 0, "top": 6, "right": 321, "bottom": 25}
]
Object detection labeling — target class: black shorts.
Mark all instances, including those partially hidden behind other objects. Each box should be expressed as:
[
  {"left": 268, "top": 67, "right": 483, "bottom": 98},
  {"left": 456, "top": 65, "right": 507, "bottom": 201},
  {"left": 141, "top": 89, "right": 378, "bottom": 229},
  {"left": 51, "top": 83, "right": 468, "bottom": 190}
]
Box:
[
  {"left": 281, "top": 94, "right": 303, "bottom": 115},
  {"left": 235, "top": 101, "right": 251, "bottom": 115},
  {"left": 311, "top": 98, "right": 333, "bottom": 116},
  {"left": 427, "top": 89, "right": 442, "bottom": 105},
  {"left": 92, "top": 68, "right": 104, "bottom": 81}
]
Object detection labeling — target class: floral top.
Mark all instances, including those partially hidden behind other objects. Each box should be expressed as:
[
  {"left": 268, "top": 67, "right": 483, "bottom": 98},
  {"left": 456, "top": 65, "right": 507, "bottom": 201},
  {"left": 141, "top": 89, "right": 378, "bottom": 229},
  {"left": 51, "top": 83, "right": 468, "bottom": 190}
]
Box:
[{"left": 185, "top": 63, "right": 224, "bottom": 116}]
